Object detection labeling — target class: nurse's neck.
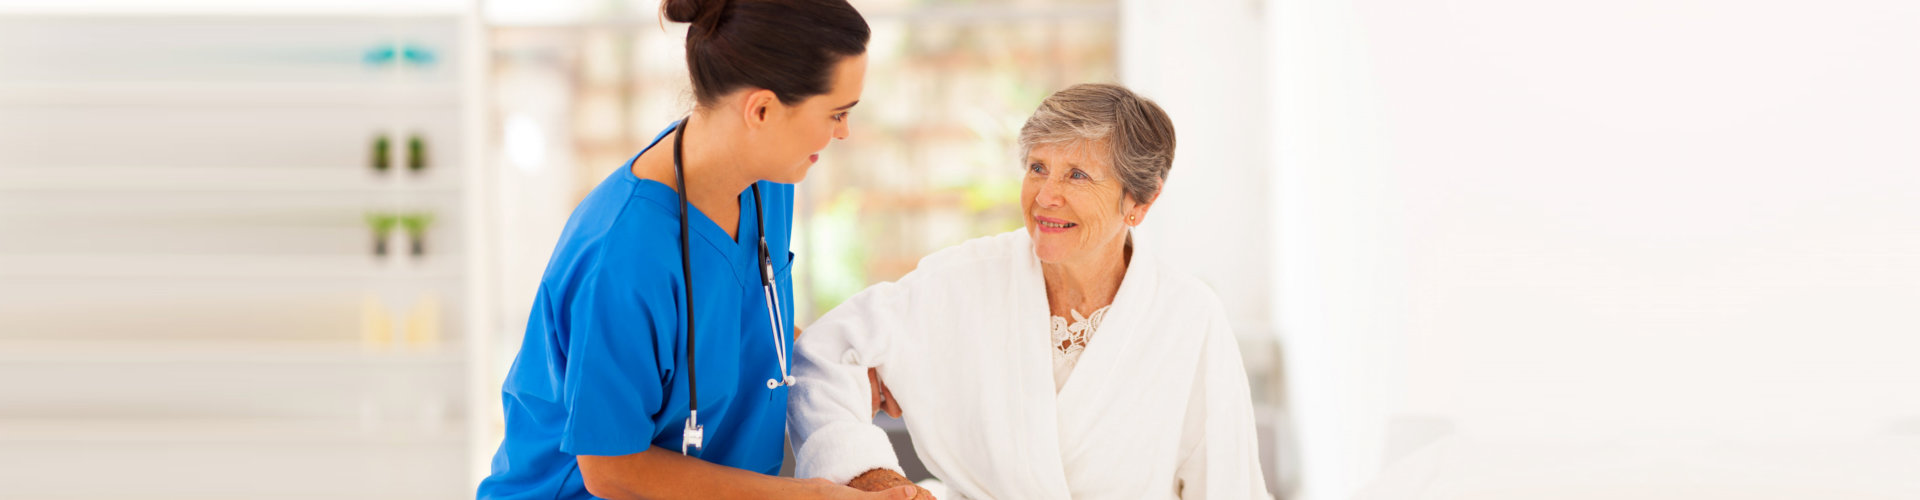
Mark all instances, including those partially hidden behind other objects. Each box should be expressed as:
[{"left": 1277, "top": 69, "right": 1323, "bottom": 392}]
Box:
[{"left": 633, "top": 112, "right": 756, "bottom": 238}]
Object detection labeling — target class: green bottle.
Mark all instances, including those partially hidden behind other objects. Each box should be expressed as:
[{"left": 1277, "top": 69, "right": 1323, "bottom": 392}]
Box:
[
  {"left": 407, "top": 134, "right": 428, "bottom": 172},
  {"left": 372, "top": 134, "right": 391, "bottom": 173}
]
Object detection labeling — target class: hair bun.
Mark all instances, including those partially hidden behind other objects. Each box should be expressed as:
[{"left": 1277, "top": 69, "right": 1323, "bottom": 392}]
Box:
[{"left": 662, "top": 0, "right": 724, "bottom": 26}]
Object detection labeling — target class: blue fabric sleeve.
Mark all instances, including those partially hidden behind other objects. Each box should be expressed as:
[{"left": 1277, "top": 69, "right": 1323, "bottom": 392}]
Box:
[{"left": 558, "top": 258, "right": 676, "bottom": 457}]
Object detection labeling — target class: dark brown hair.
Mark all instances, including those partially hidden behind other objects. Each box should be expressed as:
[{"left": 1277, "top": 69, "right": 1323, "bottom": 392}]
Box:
[{"left": 661, "top": 0, "right": 870, "bottom": 107}]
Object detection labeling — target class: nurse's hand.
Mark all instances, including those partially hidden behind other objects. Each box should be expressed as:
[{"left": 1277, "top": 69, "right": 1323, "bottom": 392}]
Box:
[
  {"left": 803, "top": 478, "right": 925, "bottom": 500},
  {"left": 868, "top": 368, "right": 902, "bottom": 418}
]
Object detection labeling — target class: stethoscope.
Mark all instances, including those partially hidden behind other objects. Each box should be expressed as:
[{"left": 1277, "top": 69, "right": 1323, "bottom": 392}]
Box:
[{"left": 669, "top": 118, "right": 795, "bottom": 454}]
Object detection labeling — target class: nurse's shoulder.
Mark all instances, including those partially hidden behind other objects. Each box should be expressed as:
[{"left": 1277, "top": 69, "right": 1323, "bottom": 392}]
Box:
[{"left": 540, "top": 173, "right": 686, "bottom": 309}]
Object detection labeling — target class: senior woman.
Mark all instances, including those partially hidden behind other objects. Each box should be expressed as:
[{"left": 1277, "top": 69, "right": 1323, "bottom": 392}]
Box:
[{"left": 787, "top": 83, "right": 1269, "bottom": 499}]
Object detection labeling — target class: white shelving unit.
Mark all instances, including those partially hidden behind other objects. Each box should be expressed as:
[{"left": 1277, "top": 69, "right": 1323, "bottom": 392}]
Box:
[
  {"left": 0, "top": 165, "right": 463, "bottom": 192},
  {"left": 0, "top": 9, "right": 486, "bottom": 500},
  {"left": 0, "top": 255, "right": 466, "bottom": 279}
]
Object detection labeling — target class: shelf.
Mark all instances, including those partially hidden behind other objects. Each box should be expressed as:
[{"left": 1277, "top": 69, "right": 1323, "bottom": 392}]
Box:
[
  {"left": 0, "top": 82, "right": 461, "bottom": 108},
  {"left": 0, "top": 339, "right": 463, "bottom": 365},
  {"left": 0, "top": 417, "right": 472, "bottom": 499},
  {"left": 0, "top": 418, "right": 463, "bottom": 445},
  {"left": 0, "top": 13, "right": 483, "bottom": 499},
  {"left": 0, "top": 254, "right": 463, "bottom": 280},
  {"left": 0, "top": 166, "right": 458, "bottom": 193}
]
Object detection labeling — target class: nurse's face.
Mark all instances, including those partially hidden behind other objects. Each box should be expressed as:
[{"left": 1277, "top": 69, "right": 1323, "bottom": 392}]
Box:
[
  {"left": 752, "top": 53, "right": 867, "bottom": 184},
  {"left": 1021, "top": 140, "right": 1151, "bottom": 265}
]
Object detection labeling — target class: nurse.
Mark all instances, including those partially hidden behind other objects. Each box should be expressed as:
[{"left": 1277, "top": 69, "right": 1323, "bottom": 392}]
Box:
[{"left": 476, "top": 0, "right": 918, "bottom": 499}]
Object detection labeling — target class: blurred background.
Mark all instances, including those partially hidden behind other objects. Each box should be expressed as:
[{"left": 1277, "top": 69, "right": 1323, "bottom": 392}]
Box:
[{"left": 0, "top": 0, "right": 1913, "bottom": 499}]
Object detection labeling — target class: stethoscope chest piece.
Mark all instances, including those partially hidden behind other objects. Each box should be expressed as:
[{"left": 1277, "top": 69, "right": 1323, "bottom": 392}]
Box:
[{"left": 681, "top": 410, "right": 704, "bottom": 454}]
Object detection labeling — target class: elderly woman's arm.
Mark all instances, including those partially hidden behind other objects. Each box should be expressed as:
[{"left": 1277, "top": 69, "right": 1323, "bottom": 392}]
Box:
[
  {"left": 1173, "top": 305, "right": 1273, "bottom": 499},
  {"left": 789, "top": 280, "right": 918, "bottom": 487}
]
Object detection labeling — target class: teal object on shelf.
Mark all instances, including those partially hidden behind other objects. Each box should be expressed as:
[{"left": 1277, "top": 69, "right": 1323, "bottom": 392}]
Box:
[
  {"left": 363, "top": 43, "right": 435, "bottom": 67},
  {"left": 401, "top": 45, "right": 437, "bottom": 66},
  {"left": 363, "top": 45, "right": 396, "bottom": 66}
]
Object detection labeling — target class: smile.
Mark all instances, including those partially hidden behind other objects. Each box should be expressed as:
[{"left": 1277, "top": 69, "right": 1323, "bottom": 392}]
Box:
[{"left": 1034, "top": 215, "right": 1077, "bottom": 233}]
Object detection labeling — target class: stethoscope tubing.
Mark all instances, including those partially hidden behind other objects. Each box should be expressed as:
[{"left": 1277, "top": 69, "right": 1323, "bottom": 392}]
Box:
[{"left": 672, "top": 117, "right": 793, "bottom": 454}]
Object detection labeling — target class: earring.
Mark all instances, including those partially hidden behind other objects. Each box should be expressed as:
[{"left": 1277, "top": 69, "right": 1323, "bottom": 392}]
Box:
[{"left": 1128, "top": 215, "right": 1136, "bottom": 224}]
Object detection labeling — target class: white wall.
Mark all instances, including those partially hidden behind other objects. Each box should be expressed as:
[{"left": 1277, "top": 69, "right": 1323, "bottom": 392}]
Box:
[
  {"left": 1121, "top": 0, "right": 1275, "bottom": 339},
  {"left": 1269, "top": 1, "right": 1920, "bottom": 499},
  {"left": 1266, "top": 2, "right": 1407, "bottom": 498},
  {"left": 1121, "top": 1, "right": 1297, "bottom": 494}
]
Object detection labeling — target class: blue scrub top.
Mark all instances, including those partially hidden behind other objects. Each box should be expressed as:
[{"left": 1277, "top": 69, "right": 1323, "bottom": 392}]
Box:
[{"left": 478, "top": 124, "right": 798, "bottom": 500}]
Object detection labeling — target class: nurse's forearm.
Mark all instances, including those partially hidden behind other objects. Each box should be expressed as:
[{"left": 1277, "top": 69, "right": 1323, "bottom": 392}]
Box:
[{"left": 577, "top": 446, "right": 840, "bottom": 500}]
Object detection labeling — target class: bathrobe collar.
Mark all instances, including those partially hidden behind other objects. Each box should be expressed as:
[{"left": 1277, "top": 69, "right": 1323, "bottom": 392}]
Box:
[{"left": 1009, "top": 229, "right": 1162, "bottom": 498}]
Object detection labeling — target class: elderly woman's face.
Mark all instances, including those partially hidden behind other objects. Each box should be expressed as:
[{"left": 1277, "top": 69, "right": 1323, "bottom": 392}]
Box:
[{"left": 1022, "top": 140, "right": 1138, "bottom": 264}]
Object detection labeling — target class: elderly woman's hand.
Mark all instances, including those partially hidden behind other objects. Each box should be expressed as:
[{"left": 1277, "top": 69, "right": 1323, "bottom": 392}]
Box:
[
  {"left": 868, "top": 367, "right": 902, "bottom": 418},
  {"left": 800, "top": 477, "right": 923, "bottom": 500},
  {"left": 847, "top": 469, "right": 936, "bottom": 500}
]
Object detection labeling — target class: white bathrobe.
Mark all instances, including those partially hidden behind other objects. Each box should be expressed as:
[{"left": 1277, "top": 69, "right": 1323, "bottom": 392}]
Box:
[{"left": 789, "top": 229, "right": 1270, "bottom": 500}]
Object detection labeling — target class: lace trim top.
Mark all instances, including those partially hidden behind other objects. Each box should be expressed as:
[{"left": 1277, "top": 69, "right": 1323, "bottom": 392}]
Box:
[{"left": 1049, "top": 305, "right": 1111, "bottom": 392}]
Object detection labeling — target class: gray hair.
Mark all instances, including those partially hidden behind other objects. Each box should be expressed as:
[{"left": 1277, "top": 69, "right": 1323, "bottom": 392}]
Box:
[{"left": 1017, "top": 83, "right": 1177, "bottom": 205}]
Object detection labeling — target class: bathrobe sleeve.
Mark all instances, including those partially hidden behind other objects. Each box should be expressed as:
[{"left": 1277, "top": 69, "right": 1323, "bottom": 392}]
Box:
[
  {"left": 788, "top": 279, "right": 916, "bottom": 485},
  {"left": 1174, "top": 303, "right": 1273, "bottom": 499}
]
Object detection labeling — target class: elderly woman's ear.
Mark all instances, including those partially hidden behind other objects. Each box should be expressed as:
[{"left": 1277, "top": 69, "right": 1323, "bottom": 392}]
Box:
[{"left": 1124, "top": 192, "right": 1159, "bottom": 227}]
